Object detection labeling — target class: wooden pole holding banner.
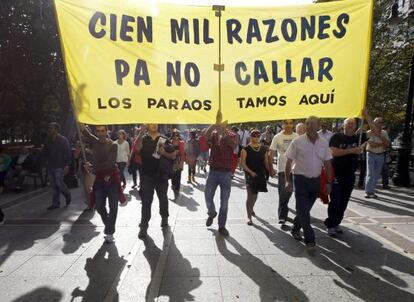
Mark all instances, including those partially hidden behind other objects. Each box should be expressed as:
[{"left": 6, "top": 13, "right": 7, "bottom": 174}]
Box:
[{"left": 213, "top": 5, "right": 225, "bottom": 114}]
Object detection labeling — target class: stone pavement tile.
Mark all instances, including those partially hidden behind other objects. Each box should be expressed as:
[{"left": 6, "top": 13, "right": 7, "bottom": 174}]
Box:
[
  {"left": 172, "top": 225, "right": 217, "bottom": 240},
  {"left": 0, "top": 254, "right": 33, "bottom": 277},
  {"left": 220, "top": 276, "right": 287, "bottom": 302},
  {"left": 222, "top": 224, "right": 255, "bottom": 239},
  {"left": 0, "top": 276, "right": 61, "bottom": 302},
  {"left": 165, "top": 255, "right": 218, "bottom": 277},
  {"left": 216, "top": 254, "right": 273, "bottom": 277},
  {"left": 11, "top": 255, "right": 79, "bottom": 277},
  {"left": 170, "top": 238, "right": 216, "bottom": 256},
  {"left": 0, "top": 226, "right": 61, "bottom": 255},
  {"left": 336, "top": 275, "right": 414, "bottom": 302},
  {"left": 264, "top": 253, "right": 336, "bottom": 277},
  {"left": 158, "top": 276, "right": 221, "bottom": 302},
  {"left": 117, "top": 276, "right": 153, "bottom": 302},
  {"left": 63, "top": 247, "right": 127, "bottom": 278},
  {"left": 387, "top": 224, "right": 414, "bottom": 239},
  {"left": 215, "top": 236, "right": 263, "bottom": 255},
  {"left": 128, "top": 252, "right": 161, "bottom": 277},
  {"left": 54, "top": 274, "right": 118, "bottom": 302},
  {"left": 345, "top": 250, "right": 414, "bottom": 278},
  {"left": 81, "top": 227, "right": 140, "bottom": 258},
  {"left": 254, "top": 237, "right": 305, "bottom": 256},
  {"left": 36, "top": 226, "right": 101, "bottom": 256},
  {"left": 280, "top": 276, "right": 351, "bottom": 302}
]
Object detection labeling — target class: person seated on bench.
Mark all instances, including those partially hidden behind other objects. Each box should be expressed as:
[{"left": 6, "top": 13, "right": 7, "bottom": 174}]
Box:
[
  {"left": 0, "top": 147, "right": 12, "bottom": 194},
  {"left": 9, "top": 146, "right": 35, "bottom": 192}
]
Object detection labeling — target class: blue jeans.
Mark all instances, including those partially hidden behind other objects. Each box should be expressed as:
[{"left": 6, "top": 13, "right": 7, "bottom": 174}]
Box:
[
  {"left": 204, "top": 170, "right": 232, "bottom": 228},
  {"left": 292, "top": 174, "right": 320, "bottom": 244},
  {"left": 49, "top": 168, "right": 70, "bottom": 206},
  {"left": 365, "top": 152, "right": 384, "bottom": 194}
]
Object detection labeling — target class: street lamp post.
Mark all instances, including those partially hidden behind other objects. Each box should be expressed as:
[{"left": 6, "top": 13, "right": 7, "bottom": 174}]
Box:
[
  {"left": 389, "top": 0, "right": 414, "bottom": 186},
  {"left": 393, "top": 54, "right": 414, "bottom": 186}
]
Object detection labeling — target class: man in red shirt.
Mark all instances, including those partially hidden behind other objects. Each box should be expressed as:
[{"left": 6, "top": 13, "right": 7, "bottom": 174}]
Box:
[{"left": 204, "top": 112, "right": 236, "bottom": 236}]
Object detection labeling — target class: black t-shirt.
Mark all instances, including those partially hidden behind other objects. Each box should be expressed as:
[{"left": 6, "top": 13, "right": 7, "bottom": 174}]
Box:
[
  {"left": 141, "top": 134, "right": 162, "bottom": 177},
  {"left": 141, "top": 134, "right": 174, "bottom": 178},
  {"left": 329, "top": 133, "right": 359, "bottom": 177}
]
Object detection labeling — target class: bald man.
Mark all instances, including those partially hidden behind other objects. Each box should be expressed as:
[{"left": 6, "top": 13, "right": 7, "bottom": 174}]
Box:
[
  {"left": 285, "top": 116, "right": 332, "bottom": 250},
  {"left": 324, "top": 118, "right": 362, "bottom": 236}
]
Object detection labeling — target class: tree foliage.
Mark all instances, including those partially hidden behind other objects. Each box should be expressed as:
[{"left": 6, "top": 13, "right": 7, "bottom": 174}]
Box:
[
  {"left": 0, "top": 0, "right": 412, "bottom": 144},
  {"left": 367, "top": 0, "right": 413, "bottom": 134}
]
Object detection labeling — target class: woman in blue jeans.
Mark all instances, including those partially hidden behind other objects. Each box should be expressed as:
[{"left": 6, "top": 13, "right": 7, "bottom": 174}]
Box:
[{"left": 364, "top": 117, "right": 390, "bottom": 198}]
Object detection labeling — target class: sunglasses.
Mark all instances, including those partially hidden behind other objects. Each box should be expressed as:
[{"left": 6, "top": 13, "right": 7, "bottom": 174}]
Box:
[{"left": 251, "top": 133, "right": 260, "bottom": 137}]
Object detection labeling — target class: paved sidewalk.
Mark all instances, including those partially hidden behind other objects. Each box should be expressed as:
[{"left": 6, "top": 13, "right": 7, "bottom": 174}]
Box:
[{"left": 1, "top": 169, "right": 414, "bottom": 301}]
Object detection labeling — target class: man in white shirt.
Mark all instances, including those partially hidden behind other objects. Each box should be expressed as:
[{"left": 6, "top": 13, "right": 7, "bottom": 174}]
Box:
[
  {"left": 269, "top": 120, "right": 298, "bottom": 227},
  {"left": 238, "top": 124, "right": 250, "bottom": 148},
  {"left": 318, "top": 122, "right": 333, "bottom": 143},
  {"left": 285, "top": 116, "right": 332, "bottom": 250}
]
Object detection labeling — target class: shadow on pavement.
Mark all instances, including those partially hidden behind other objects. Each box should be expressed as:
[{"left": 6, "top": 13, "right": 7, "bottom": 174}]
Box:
[
  {"left": 11, "top": 287, "right": 63, "bottom": 302},
  {"left": 174, "top": 193, "right": 200, "bottom": 212},
  {"left": 351, "top": 197, "right": 414, "bottom": 216},
  {"left": 0, "top": 225, "right": 60, "bottom": 268},
  {"left": 253, "top": 216, "right": 414, "bottom": 302},
  {"left": 62, "top": 209, "right": 100, "bottom": 254},
  {"left": 212, "top": 229, "right": 309, "bottom": 301},
  {"left": 70, "top": 243, "right": 127, "bottom": 302},
  {"left": 143, "top": 232, "right": 201, "bottom": 301}
]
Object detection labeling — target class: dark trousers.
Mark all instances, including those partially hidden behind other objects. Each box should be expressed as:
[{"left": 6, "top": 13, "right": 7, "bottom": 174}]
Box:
[
  {"left": 117, "top": 162, "right": 127, "bottom": 186},
  {"left": 139, "top": 175, "right": 169, "bottom": 229},
  {"left": 382, "top": 153, "right": 389, "bottom": 187},
  {"left": 131, "top": 164, "right": 142, "bottom": 186},
  {"left": 325, "top": 174, "right": 355, "bottom": 228},
  {"left": 0, "top": 170, "right": 6, "bottom": 187},
  {"left": 171, "top": 170, "right": 182, "bottom": 193},
  {"left": 278, "top": 172, "right": 293, "bottom": 221},
  {"left": 292, "top": 174, "right": 320, "bottom": 244},
  {"left": 358, "top": 157, "right": 366, "bottom": 187},
  {"left": 94, "top": 179, "right": 119, "bottom": 235}
]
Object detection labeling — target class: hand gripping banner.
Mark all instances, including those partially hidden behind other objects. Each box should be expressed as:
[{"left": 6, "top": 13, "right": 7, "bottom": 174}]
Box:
[{"left": 54, "top": 0, "right": 373, "bottom": 124}]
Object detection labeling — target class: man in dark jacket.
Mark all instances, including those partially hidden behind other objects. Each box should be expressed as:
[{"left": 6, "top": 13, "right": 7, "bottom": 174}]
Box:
[{"left": 44, "top": 122, "right": 71, "bottom": 210}]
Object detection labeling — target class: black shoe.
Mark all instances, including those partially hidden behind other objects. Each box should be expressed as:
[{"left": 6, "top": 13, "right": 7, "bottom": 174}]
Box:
[
  {"left": 218, "top": 227, "right": 229, "bottom": 236},
  {"left": 383, "top": 185, "right": 391, "bottom": 189},
  {"left": 161, "top": 217, "right": 169, "bottom": 228},
  {"left": 0, "top": 211, "right": 5, "bottom": 226},
  {"left": 47, "top": 205, "right": 60, "bottom": 211},
  {"left": 206, "top": 212, "right": 217, "bottom": 227},
  {"left": 138, "top": 228, "right": 147, "bottom": 239},
  {"left": 65, "top": 195, "right": 72, "bottom": 206},
  {"left": 291, "top": 231, "right": 303, "bottom": 241},
  {"left": 174, "top": 191, "right": 179, "bottom": 200}
]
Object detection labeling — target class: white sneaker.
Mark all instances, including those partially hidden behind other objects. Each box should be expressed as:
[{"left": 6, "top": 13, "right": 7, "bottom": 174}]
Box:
[
  {"left": 334, "top": 226, "right": 343, "bottom": 234},
  {"left": 327, "top": 228, "right": 336, "bottom": 237},
  {"left": 104, "top": 234, "right": 114, "bottom": 243}
]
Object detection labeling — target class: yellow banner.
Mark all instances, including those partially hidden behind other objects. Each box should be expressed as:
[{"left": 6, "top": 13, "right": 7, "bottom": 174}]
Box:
[{"left": 54, "top": 0, "right": 373, "bottom": 124}]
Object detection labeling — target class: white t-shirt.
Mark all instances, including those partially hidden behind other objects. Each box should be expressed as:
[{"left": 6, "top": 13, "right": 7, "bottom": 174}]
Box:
[
  {"left": 285, "top": 134, "right": 332, "bottom": 178},
  {"left": 116, "top": 140, "right": 130, "bottom": 163},
  {"left": 238, "top": 130, "right": 250, "bottom": 147},
  {"left": 318, "top": 130, "right": 333, "bottom": 143},
  {"left": 269, "top": 132, "right": 298, "bottom": 173},
  {"left": 366, "top": 129, "right": 389, "bottom": 154}
]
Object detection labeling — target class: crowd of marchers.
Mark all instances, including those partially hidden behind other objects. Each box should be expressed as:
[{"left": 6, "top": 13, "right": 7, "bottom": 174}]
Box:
[{"left": 0, "top": 109, "right": 391, "bottom": 251}]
